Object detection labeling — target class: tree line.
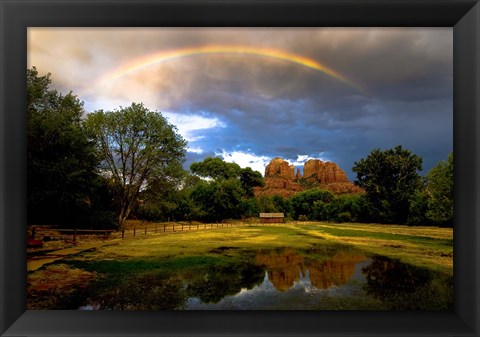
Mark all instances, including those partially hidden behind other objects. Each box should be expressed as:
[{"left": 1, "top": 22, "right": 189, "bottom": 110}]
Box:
[{"left": 27, "top": 67, "right": 453, "bottom": 229}]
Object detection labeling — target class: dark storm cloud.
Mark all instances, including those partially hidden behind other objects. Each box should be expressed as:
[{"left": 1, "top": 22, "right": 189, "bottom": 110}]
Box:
[{"left": 28, "top": 27, "right": 453, "bottom": 178}]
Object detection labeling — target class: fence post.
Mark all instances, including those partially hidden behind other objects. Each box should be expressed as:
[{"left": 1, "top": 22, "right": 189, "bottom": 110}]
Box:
[
  {"left": 197, "top": 223, "right": 199, "bottom": 230},
  {"left": 73, "top": 229, "right": 77, "bottom": 245}
]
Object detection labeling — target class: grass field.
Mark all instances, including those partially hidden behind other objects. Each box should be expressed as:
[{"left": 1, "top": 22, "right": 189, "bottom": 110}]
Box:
[{"left": 27, "top": 221, "right": 453, "bottom": 310}]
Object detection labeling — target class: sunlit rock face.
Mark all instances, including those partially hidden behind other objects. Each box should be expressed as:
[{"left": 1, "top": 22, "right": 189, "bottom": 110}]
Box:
[
  {"left": 303, "top": 159, "right": 349, "bottom": 184},
  {"left": 256, "top": 177, "right": 303, "bottom": 198},
  {"left": 256, "top": 158, "right": 303, "bottom": 197},
  {"left": 255, "top": 157, "right": 363, "bottom": 197},
  {"left": 254, "top": 248, "right": 366, "bottom": 292},
  {"left": 265, "top": 157, "right": 296, "bottom": 180}
]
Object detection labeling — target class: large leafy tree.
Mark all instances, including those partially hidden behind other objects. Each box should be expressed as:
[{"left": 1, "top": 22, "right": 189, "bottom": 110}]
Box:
[
  {"left": 240, "top": 167, "right": 264, "bottom": 197},
  {"left": 191, "top": 157, "right": 264, "bottom": 196},
  {"left": 190, "top": 157, "right": 241, "bottom": 181},
  {"left": 27, "top": 67, "right": 101, "bottom": 226},
  {"left": 84, "top": 103, "right": 187, "bottom": 234},
  {"left": 190, "top": 178, "right": 245, "bottom": 222},
  {"left": 189, "top": 157, "right": 264, "bottom": 221},
  {"left": 352, "top": 145, "right": 422, "bottom": 224},
  {"left": 425, "top": 153, "right": 453, "bottom": 226},
  {"left": 135, "top": 161, "right": 187, "bottom": 221}
]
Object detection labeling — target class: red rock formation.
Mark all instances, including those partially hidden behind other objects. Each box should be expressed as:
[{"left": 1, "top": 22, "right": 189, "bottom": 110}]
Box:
[
  {"left": 296, "top": 169, "right": 302, "bottom": 180},
  {"left": 303, "top": 159, "right": 349, "bottom": 184},
  {"left": 265, "top": 157, "right": 295, "bottom": 180},
  {"left": 254, "top": 177, "right": 302, "bottom": 198},
  {"left": 321, "top": 182, "right": 364, "bottom": 194},
  {"left": 254, "top": 157, "right": 363, "bottom": 197}
]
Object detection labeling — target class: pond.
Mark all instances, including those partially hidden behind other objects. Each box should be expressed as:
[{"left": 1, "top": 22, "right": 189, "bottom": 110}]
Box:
[{"left": 77, "top": 246, "right": 453, "bottom": 310}]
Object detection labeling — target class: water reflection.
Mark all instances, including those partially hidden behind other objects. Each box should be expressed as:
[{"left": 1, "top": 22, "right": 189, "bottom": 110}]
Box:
[
  {"left": 362, "top": 255, "right": 453, "bottom": 310},
  {"left": 76, "top": 246, "right": 452, "bottom": 310},
  {"left": 186, "top": 264, "right": 265, "bottom": 303},
  {"left": 254, "top": 248, "right": 367, "bottom": 291},
  {"left": 184, "top": 247, "right": 373, "bottom": 309}
]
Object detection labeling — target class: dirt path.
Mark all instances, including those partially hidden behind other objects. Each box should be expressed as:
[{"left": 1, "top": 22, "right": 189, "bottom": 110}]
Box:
[{"left": 27, "top": 239, "right": 121, "bottom": 272}]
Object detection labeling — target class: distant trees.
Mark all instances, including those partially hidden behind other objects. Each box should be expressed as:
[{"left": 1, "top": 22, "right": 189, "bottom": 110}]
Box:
[
  {"left": 290, "top": 189, "right": 334, "bottom": 220},
  {"left": 190, "top": 157, "right": 241, "bottom": 181},
  {"left": 408, "top": 153, "right": 453, "bottom": 227},
  {"left": 189, "top": 157, "right": 264, "bottom": 222},
  {"left": 425, "top": 153, "right": 453, "bottom": 225},
  {"left": 190, "top": 178, "right": 245, "bottom": 222},
  {"left": 84, "top": 103, "right": 187, "bottom": 234},
  {"left": 352, "top": 145, "right": 423, "bottom": 224}
]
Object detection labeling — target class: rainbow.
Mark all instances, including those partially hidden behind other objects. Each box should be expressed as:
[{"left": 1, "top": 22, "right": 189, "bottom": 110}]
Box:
[{"left": 97, "top": 45, "right": 363, "bottom": 92}]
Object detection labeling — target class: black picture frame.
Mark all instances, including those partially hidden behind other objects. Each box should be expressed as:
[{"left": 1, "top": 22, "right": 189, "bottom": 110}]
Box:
[{"left": 1, "top": 0, "right": 478, "bottom": 336}]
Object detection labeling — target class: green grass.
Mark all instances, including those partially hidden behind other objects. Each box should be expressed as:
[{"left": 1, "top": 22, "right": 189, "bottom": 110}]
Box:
[
  {"left": 70, "top": 222, "right": 452, "bottom": 275},
  {"left": 28, "top": 221, "right": 453, "bottom": 309},
  {"left": 314, "top": 226, "right": 453, "bottom": 247},
  {"left": 65, "top": 255, "right": 224, "bottom": 275}
]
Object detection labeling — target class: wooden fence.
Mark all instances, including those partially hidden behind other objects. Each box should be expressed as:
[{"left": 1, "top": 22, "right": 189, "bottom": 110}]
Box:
[
  {"left": 29, "top": 220, "right": 257, "bottom": 245},
  {"left": 120, "top": 221, "right": 250, "bottom": 238}
]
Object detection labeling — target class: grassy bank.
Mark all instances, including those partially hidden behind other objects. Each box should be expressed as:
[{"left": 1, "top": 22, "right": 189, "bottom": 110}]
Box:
[
  {"left": 27, "top": 222, "right": 453, "bottom": 309},
  {"left": 74, "top": 222, "right": 452, "bottom": 274}
]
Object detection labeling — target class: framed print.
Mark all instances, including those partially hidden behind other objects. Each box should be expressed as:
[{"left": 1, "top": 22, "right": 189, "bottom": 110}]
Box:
[{"left": 1, "top": 0, "right": 479, "bottom": 336}]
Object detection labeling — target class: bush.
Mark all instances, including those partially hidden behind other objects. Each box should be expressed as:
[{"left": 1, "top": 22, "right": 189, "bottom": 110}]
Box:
[
  {"left": 338, "top": 211, "right": 352, "bottom": 223},
  {"left": 291, "top": 189, "right": 334, "bottom": 220}
]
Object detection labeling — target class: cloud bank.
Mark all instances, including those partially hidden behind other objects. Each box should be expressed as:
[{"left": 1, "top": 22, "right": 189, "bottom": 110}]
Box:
[{"left": 28, "top": 27, "right": 453, "bottom": 179}]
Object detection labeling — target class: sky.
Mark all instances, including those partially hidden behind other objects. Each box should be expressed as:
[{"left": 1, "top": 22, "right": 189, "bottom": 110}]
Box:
[{"left": 27, "top": 28, "right": 453, "bottom": 180}]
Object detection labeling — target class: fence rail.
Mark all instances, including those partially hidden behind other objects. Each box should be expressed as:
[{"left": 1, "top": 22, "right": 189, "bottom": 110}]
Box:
[
  {"left": 120, "top": 221, "right": 251, "bottom": 238},
  {"left": 29, "top": 220, "right": 260, "bottom": 245}
]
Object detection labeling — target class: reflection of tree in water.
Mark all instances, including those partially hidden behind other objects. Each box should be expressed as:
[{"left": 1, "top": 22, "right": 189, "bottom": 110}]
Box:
[
  {"left": 362, "top": 256, "right": 453, "bottom": 310},
  {"left": 186, "top": 263, "right": 265, "bottom": 303},
  {"left": 254, "top": 247, "right": 366, "bottom": 292}
]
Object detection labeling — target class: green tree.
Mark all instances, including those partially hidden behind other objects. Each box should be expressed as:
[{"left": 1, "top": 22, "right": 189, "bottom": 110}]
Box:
[
  {"left": 323, "top": 194, "right": 366, "bottom": 223},
  {"left": 190, "top": 157, "right": 263, "bottom": 196},
  {"left": 136, "top": 161, "right": 187, "bottom": 221},
  {"left": 352, "top": 145, "right": 422, "bottom": 224},
  {"left": 27, "top": 67, "right": 101, "bottom": 226},
  {"left": 84, "top": 103, "right": 187, "bottom": 234},
  {"left": 240, "top": 167, "right": 264, "bottom": 197},
  {"left": 190, "top": 157, "right": 241, "bottom": 181},
  {"left": 290, "top": 189, "right": 334, "bottom": 220},
  {"left": 425, "top": 153, "right": 453, "bottom": 226},
  {"left": 407, "top": 188, "right": 429, "bottom": 226},
  {"left": 190, "top": 178, "right": 245, "bottom": 222}
]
